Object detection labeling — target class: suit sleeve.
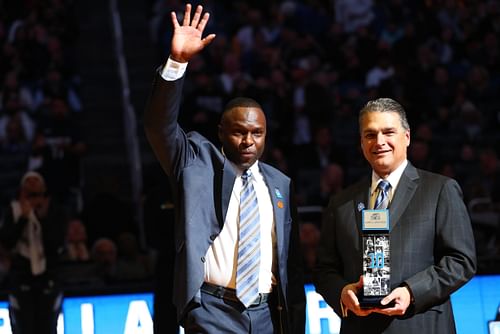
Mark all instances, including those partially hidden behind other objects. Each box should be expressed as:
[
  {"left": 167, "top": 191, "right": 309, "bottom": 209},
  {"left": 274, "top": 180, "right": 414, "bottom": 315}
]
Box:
[
  {"left": 404, "top": 178, "right": 476, "bottom": 314},
  {"left": 143, "top": 73, "right": 195, "bottom": 179}
]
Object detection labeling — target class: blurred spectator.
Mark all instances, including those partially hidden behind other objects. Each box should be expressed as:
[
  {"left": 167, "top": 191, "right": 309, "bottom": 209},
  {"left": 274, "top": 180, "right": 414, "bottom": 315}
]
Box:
[
  {"left": 115, "top": 231, "right": 155, "bottom": 282},
  {"left": 90, "top": 237, "right": 118, "bottom": 284},
  {"left": 0, "top": 114, "right": 31, "bottom": 155},
  {"left": 0, "top": 171, "right": 66, "bottom": 334},
  {"left": 61, "top": 217, "right": 90, "bottom": 262},
  {"left": 365, "top": 51, "right": 395, "bottom": 88},
  {"left": 318, "top": 163, "right": 345, "bottom": 205},
  {"left": 334, "top": 0, "right": 374, "bottom": 33},
  {"left": 0, "top": 70, "right": 35, "bottom": 112},
  {"left": 408, "top": 137, "right": 434, "bottom": 171},
  {"left": 34, "top": 97, "right": 86, "bottom": 211},
  {"left": 0, "top": 89, "right": 36, "bottom": 143},
  {"left": 33, "top": 67, "right": 83, "bottom": 113},
  {"left": 299, "top": 222, "right": 321, "bottom": 282},
  {"left": 296, "top": 124, "right": 346, "bottom": 171}
]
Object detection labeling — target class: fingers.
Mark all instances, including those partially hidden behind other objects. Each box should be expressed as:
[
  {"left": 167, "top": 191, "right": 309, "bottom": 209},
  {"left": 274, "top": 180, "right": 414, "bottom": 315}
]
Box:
[
  {"left": 177, "top": 4, "right": 209, "bottom": 31},
  {"left": 190, "top": 4, "right": 202, "bottom": 27},
  {"left": 183, "top": 3, "right": 192, "bottom": 26},
  {"left": 372, "top": 307, "right": 404, "bottom": 316},
  {"left": 196, "top": 12, "right": 210, "bottom": 31},
  {"left": 170, "top": 11, "right": 179, "bottom": 29}
]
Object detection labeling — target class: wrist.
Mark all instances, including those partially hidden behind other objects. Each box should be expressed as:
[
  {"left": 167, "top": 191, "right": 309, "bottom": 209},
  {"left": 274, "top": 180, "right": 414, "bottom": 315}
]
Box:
[{"left": 161, "top": 57, "right": 188, "bottom": 81}]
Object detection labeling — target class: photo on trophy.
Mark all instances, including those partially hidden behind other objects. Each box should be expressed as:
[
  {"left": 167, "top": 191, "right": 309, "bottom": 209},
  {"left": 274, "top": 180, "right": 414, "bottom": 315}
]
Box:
[{"left": 360, "top": 234, "right": 394, "bottom": 308}]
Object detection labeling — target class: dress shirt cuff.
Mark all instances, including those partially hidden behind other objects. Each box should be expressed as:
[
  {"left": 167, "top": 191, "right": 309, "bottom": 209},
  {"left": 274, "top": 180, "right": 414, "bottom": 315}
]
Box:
[{"left": 161, "top": 57, "right": 188, "bottom": 81}]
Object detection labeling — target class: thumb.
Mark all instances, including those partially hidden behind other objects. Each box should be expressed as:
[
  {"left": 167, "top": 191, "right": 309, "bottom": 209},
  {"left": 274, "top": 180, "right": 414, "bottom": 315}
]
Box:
[
  {"left": 380, "top": 291, "right": 394, "bottom": 305},
  {"left": 201, "top": 33, "right": 216, "bottom": 47},
  {"left": 356, "top": 275, "right": 364, "bottom": 289}
]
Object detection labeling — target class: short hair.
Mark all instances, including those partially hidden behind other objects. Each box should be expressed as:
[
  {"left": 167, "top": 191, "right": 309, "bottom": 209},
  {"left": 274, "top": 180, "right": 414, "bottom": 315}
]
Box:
[
  {"left": 359, "top": 98, "right": 410, "bottom": 131},
  {"left": 220, "top": 97, "right": 264, "bottom": 126},
  {"left": 20, "top": 171, "right": 46, "bottom": 188},
  {"left": 223, "top": 97, "right": 262, "bottom": 113}
]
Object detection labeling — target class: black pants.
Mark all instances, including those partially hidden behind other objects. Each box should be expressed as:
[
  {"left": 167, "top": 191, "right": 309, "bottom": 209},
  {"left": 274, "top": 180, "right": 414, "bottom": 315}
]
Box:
[{"left": 8, "top": 276, "right": 62, "bottom": 334}]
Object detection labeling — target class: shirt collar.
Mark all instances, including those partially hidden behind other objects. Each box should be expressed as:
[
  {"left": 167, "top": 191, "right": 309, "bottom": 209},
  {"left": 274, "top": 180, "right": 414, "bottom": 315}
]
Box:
[
  {"left": 370, "top": 159, "right": 408, "bottom": 195},
  {"left": 229, "top": 159, "right": 260, "bottom": 178}
]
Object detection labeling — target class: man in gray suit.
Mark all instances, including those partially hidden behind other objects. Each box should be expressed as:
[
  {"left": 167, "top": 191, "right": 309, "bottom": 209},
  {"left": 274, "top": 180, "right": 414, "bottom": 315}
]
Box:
[
  {"left": 144, "top": 4, "right": 305, "bottom": 333},
  {"left": 314, "top": 98, "right": 476, "bottom": 333}
]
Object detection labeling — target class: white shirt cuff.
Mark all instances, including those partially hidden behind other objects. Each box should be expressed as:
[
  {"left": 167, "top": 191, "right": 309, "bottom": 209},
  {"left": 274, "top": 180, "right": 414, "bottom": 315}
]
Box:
[{"left": 160, "top": 57, "right": 188, "bottom": 81}]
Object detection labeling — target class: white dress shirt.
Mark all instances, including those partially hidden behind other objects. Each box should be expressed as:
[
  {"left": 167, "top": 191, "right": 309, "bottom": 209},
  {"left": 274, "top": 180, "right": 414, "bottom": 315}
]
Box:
[
  {"left": 369, "top": 160, "right": 408, "bottom": 209},
  {"left": 204, "top": 162, "right": 276, "bottom": 293}
]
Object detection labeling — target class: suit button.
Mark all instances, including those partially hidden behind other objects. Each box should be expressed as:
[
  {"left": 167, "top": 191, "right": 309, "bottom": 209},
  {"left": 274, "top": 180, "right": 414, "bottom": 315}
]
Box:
[
  {"left": 201, "top": 256, "right": 205, "bottom": 263},
  {"left": 210, "top": 234, "right": 217, "bottom": 241}
]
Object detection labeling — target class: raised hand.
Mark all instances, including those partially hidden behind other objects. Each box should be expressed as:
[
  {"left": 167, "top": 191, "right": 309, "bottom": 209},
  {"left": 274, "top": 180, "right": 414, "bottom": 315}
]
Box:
[{"left": 170, "top": 4, "right": 216, "bottom": 63}]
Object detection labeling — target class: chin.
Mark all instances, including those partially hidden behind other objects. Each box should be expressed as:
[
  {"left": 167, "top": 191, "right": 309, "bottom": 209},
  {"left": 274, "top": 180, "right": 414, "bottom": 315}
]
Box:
[{"left": 372, "top": 163, "right": 391, "bottom": 175}]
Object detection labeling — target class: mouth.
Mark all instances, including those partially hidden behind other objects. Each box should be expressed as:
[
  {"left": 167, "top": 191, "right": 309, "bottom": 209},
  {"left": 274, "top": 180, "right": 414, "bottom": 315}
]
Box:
[
  {"left": 373, "top": 149, "right": 391, "bottom": 156},
  {"left": 240, "top": 151, "right": 255, "bottom": 158}
]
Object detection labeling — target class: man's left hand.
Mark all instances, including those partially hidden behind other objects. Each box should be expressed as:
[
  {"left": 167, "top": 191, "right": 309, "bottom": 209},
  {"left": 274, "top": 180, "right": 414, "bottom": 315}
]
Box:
[{"left": 372, "top": 286, "right": 412, "bottom": 317}]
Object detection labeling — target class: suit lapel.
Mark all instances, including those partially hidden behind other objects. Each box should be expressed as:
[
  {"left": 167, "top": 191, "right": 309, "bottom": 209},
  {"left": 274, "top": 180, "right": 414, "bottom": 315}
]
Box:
[
  {"left": 389, "top": 163, "right": 419, "bottom": 231},
  {"left": 259, "top": 163, "right": 286, "bottom": 256},
  {"left": 354, "top": 178, "right": 371, "bottom": 236}
]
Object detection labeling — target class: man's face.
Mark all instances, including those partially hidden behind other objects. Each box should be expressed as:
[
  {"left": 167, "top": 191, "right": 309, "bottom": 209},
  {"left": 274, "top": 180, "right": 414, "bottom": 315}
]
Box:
[
  {"left": 218, "top": 107, "right": 266, "bottom": 170},
  {"left": 360, "top": 111, "right": 410, "bottom": 178},
  {"left": 20, "top": 176, "right": 47, "bottom": 213}
]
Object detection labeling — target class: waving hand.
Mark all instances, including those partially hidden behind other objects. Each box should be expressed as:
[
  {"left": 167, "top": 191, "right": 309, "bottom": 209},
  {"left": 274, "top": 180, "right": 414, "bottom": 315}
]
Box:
[{"left": 170, "top": 4, "right": 216, "bottom": 63}]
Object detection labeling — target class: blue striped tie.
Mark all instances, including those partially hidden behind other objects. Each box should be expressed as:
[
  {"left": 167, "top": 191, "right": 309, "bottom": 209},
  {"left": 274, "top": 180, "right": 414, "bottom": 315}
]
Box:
[
  {"left": 374, "top": 180, "right": 391, "bottom": 210},
  {"left": 236, "top": 170, "right": 260, "bottom": 308}
]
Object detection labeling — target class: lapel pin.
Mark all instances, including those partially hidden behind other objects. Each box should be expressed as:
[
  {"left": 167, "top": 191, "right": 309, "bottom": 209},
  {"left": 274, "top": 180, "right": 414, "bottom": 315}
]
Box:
[
  {"left": 275, "top": 188, "right": 283, "bottom": 199},
  {"left": 277, "top": 200, "right": 284, "bottom": 209}
]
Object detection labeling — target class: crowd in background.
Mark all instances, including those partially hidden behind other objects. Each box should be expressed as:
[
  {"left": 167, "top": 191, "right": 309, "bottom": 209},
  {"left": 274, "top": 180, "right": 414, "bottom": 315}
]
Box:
[
  {"left": 0, "top": 0, "right": 499, "bottom": 295},
  {"left": 0, "top": 0, "right": 155, "bottom": 293}
]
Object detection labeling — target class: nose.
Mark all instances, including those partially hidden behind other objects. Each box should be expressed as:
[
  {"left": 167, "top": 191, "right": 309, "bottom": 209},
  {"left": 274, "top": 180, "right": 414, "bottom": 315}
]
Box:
[
  {"left": 242, "top": 132, "right": 254, "bottom": 146},
  {"left": 376, "top": 132, "right": 385, "bottom": 145}
]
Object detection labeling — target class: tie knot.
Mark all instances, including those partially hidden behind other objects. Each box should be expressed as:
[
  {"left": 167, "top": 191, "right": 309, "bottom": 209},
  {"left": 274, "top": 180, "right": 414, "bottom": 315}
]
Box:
[
  {"left": 242, "top": 170, "right": 252, "bottom": 181},
  {"left": 378, "top": 180, "right": 391, "bottom": 192}
]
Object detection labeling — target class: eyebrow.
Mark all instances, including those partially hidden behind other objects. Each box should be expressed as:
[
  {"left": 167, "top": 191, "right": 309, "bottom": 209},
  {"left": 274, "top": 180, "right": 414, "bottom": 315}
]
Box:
[{"left": 363, "top": 126, "right": 398, "bottom": 133}]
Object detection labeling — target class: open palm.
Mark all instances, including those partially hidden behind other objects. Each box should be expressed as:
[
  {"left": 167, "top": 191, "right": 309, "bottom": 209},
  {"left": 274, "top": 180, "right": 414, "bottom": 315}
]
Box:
[{"left": 170, "top": 4, "right": 215, "bottom": 63}]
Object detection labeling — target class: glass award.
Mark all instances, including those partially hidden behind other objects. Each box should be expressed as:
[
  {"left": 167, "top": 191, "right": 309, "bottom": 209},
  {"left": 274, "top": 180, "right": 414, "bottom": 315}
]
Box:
[{"left": 359, "top": 209, "right": 392, "bottom": 308}]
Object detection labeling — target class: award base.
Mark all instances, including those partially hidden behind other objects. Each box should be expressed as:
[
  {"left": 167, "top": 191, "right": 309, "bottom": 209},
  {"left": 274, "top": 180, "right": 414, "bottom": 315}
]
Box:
[{"left": 358, "top": 295, "right": 395, "bottom": 309}]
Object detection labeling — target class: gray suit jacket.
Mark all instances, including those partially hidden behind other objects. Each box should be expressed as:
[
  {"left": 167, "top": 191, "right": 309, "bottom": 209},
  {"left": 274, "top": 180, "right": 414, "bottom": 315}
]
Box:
[
  {"left": 314, "top": 163, "right": 476, "bottom": 334},
  {"left": 144, "top": 74, "right": 305, "bottom": 333}
]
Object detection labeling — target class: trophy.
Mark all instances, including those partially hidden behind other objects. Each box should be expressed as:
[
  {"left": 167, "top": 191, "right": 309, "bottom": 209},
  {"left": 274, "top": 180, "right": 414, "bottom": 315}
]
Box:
[{"left": 359, "top": 209, "right": 392, "bottom": 308}]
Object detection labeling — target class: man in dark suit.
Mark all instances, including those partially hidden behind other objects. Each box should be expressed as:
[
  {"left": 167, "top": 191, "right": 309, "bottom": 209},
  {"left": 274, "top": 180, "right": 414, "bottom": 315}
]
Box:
[
  {"left": 144, "top": 4, "right": 305, "bottom": 333},
  {"left": 314, "top": 97, "right": 476, "bottom": 333}
]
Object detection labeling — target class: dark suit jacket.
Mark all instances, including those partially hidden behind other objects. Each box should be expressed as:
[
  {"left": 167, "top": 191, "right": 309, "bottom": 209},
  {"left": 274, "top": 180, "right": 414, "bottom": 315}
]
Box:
[
  {"left": 144, "top": 74, "right": 305, "bottom": 333},
  {"left": 314, "top": 162, "right": 476, "bottom": 334}
]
